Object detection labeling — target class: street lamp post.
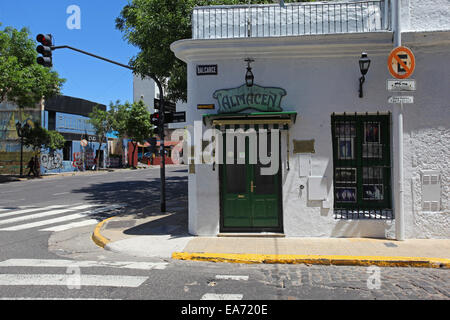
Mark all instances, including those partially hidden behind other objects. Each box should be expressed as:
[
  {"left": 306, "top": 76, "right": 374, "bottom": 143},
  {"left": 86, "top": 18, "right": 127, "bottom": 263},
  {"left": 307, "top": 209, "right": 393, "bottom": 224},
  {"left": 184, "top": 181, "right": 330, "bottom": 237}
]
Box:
[{"left": 15, "top": 122, "right": 30, "bottom": 177}]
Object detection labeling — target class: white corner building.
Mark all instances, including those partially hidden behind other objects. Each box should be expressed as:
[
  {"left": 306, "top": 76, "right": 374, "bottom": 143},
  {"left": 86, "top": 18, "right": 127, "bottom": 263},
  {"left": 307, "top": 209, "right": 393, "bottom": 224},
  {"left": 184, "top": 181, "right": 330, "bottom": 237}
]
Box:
[{"left": 170, "top": 0, "right": 450, "bottom": 239}]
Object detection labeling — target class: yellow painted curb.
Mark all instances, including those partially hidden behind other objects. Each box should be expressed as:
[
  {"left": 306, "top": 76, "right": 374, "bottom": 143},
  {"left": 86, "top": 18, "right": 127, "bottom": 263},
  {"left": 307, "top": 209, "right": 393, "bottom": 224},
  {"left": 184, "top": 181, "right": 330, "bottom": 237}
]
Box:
[
  {"left": 172, "top": 252, "right": 450, "bottom": 268},
  {"left": 91, "top": 217, "right": 114, "bottom": 248}
]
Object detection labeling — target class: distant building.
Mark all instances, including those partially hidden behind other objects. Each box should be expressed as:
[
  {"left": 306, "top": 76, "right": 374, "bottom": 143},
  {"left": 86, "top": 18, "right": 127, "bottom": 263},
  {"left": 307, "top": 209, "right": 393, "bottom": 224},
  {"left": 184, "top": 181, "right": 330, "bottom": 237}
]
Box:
[{"left": 40, "top": 95, "right": 107, "bottom": 174}]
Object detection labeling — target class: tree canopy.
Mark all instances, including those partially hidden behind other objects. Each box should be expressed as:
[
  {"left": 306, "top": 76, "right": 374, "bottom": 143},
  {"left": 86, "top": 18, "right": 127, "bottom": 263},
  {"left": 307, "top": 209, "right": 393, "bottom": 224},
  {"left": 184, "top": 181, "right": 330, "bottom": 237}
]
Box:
[
  {"left": 116, "top": 0, "right": 310, "bottom": 103},
  {"left": 0, "top": 24, "right": 65, "bottom": 108},
  {"left": 23, "top": 121, "right": 65, "bottom": 153}
]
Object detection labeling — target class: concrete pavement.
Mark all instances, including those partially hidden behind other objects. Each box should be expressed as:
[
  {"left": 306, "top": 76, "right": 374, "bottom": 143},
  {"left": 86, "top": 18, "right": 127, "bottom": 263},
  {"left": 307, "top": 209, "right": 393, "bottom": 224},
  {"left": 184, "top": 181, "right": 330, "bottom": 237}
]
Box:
[{"left": 92, "top": 204, "right": 450, "bottom": 268}]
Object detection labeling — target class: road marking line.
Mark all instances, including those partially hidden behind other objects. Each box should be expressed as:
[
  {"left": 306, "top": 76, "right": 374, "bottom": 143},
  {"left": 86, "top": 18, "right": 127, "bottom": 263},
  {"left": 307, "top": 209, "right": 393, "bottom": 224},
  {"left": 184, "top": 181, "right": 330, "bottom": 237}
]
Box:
[
  {"left": 0, "top": 204, "right": 78, "bottom": 219},
  {"left": 0, "top": 205, "right": 121, "bottom": 231},
  {"left": 0, "top": 274, "right": 148, "bottom": 287},
  {"left": 215, "top": 275, "right": 249, "bottom": 281},
  {"left": 201, "top": 293, "right": 243, "bottom": 300},
  {"left": 0, "top": 204, "right": 95, "bottom": 226},
  {"left": 39, "top": 219, "right": 99, "bottom": 232},
  {"left": 0, "top": 259, "right": 168, "bottom": 270},
  {"left": 39, "top": 204, "right": 125, "bottom": 232},
  {"left": 0, "top": 298, "right": 121, "bottom": 300},
  {"left": 52, "top": 192, "right": 70, "bottom": 196}
]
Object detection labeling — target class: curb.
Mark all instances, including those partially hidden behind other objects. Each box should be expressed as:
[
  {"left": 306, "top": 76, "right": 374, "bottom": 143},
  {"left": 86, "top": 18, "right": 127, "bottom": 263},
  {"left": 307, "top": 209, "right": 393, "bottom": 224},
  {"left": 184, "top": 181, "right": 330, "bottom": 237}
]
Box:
[
  {"left": 172, "top": 252, "right": 450, "bottom": 268},
  {"left": 92, "top": 217, "right": 115, "bottom": 248}
]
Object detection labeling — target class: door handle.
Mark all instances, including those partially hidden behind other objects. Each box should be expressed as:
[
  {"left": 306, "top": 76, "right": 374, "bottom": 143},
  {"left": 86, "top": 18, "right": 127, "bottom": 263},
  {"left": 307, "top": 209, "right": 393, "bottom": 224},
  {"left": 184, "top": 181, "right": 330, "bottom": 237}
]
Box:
[{"left": 251, "top": 181, "right": 255, "bottom": 193}]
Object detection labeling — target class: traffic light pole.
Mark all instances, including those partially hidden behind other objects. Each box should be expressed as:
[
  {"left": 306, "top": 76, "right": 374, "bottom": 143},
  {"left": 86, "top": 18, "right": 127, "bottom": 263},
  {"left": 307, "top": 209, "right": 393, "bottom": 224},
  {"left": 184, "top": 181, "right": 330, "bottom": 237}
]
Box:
[
  {"left": 155, "top": 81, "right": 166, "bottom": 213},
  {"left": 50, "top": 45, "right": 166, "bottom": 212}
]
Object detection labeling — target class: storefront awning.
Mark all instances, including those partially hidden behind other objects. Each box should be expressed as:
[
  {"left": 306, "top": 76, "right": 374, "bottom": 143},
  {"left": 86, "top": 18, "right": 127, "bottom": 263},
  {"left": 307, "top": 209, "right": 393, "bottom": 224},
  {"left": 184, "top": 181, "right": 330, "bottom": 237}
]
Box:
[{"left": 202, "top": 111, "right": 297, "bottom": 127}]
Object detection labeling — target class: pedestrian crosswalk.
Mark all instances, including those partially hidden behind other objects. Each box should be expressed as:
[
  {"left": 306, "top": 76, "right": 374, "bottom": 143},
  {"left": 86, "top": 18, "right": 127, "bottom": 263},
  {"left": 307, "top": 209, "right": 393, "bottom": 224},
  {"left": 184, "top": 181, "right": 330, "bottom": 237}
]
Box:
[
  {"left": 0, "top": 258, "right": 168, "bottom": 298},
  {"left": 0, "top": 203, "right": 125, "bottom": 232}
]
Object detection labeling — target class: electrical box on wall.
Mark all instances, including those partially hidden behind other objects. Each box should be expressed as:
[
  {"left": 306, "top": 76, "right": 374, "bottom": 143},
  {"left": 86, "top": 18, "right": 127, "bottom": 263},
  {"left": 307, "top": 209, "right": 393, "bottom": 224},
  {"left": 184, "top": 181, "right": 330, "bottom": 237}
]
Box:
[
  {"left": 421, "top": 170, "right": 441, "bottom": 212},
  {"left": 308, "top": 176, "right": 328, "bottom": 201}
]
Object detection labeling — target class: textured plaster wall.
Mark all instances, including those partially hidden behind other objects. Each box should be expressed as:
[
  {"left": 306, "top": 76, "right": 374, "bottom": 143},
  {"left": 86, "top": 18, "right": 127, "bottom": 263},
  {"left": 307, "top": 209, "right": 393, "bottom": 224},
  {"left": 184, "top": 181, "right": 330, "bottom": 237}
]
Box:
[
  {"left": 401, "top": 34, "right": 450, "bottom": 238},
  {"left": 402, "top": 0, "right": 450, "bottom": 32}
]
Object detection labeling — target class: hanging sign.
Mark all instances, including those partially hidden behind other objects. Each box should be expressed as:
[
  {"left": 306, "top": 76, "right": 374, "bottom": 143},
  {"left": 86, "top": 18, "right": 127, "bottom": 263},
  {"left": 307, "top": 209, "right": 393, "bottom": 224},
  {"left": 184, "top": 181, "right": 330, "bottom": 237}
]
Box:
[
  {"left": 213, "top": 84, "right": 286, "bottom": 114},
  {"left": 388, "top": 46, "right": 415, "bottom": 79}
]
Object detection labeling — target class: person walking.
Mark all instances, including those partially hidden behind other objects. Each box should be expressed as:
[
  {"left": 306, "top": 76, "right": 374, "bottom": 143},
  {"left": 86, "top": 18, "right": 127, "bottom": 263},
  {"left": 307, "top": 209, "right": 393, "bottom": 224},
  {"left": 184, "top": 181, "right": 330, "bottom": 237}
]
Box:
[{"left": 27, "top": 157, "right": 36, "bottom": 177}]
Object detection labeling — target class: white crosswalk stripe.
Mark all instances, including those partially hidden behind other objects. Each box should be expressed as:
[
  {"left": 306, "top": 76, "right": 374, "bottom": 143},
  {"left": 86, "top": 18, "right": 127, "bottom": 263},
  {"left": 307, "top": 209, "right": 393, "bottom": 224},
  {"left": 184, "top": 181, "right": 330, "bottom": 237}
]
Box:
[
  {"left": 0, "top": 258, "right": 167, "bottom": 291},
  {"left": 201, "top": 293, "right": 244, "bottom": 300},
  {"left": 0, "top": 205, "right": 70, "bottom": 218},
  {"left": 0, "top": 204, "right": 95, "bottom": 226},
  {"left": 0, "top": 259, "right": 168, "bottom": 270},
  {"left": 0, "top": 203, "right": 124, "bottom": 232},
  {"left": 39, "top": 219, "right": 99, "bottom": 232},
  {"left": 0, "top": 274, "right": 148, "bottom": 288}
]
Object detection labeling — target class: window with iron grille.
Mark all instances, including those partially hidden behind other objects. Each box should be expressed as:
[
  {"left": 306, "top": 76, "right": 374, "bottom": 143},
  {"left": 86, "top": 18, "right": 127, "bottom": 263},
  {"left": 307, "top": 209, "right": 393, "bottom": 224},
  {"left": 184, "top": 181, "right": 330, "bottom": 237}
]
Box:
[{"left": 331, "top": 113, "right": 393, "bottom": 220}]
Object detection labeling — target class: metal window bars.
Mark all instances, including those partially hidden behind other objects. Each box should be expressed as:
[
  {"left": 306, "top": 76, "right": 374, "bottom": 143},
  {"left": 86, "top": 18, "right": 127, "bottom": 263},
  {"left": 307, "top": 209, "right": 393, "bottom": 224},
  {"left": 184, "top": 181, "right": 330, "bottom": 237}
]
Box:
[
  {"left": 192, "top": 0, "right": 391, "bottom": 40},
  {"left": 331, "top": 112, "right": 393, "bottom": 220}
]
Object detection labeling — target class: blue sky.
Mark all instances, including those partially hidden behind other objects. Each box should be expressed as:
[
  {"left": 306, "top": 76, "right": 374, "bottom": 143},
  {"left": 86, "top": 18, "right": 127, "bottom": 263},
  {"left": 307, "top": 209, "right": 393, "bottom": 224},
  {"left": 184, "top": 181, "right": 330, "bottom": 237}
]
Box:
[{"left": 0, "top": 0, "right": 138, "bottom": 107}]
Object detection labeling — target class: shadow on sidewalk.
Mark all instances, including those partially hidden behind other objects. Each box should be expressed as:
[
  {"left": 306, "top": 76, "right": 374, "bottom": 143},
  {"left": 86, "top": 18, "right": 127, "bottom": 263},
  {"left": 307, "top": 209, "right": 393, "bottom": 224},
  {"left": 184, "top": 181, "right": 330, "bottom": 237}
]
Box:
[{"left": 71, "top": 174, "right": 188, "bottom": 236}]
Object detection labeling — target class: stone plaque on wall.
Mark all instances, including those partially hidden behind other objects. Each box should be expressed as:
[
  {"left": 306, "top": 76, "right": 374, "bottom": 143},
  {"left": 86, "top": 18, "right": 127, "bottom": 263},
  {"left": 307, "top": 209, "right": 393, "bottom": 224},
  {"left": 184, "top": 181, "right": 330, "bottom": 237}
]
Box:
[{"left": 293, "top": 139, "right": 315, "bottom": 154}]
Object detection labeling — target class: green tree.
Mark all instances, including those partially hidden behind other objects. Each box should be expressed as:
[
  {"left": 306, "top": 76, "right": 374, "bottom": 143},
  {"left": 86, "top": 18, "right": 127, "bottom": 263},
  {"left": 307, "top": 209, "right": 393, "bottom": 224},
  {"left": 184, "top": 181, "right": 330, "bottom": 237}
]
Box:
[
  {"left": 47, "top": 130, "right": 66, "bottom": 153},
  {"left": 88, "top": 105, "right": 115, "bottom": 171},
  {"left": 22, "top": 121, "right": 65, "bottom": 177},
  {"left": 124, "top": 101, "right": 153, "bottom": 168},
  {"left": 0, "top": 25, "right": 65, "bottom": 108},
  {"left": 115, "top": 0, "right": 313, "bottom": 103}
]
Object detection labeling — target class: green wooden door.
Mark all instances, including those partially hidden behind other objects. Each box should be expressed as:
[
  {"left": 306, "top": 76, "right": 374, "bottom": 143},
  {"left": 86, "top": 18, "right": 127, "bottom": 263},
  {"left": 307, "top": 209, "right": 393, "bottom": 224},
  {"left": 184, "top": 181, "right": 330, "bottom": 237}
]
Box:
[{"left": 221, "top": 131, "right": 281, "bottom": 231}]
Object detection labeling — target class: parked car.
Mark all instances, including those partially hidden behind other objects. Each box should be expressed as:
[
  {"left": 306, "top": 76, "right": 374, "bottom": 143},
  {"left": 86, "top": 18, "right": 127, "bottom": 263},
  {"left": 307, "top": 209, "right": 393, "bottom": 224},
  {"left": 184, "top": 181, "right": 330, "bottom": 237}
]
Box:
[{"left": 142, "top": 152, "right": 154, "bottom": 164}]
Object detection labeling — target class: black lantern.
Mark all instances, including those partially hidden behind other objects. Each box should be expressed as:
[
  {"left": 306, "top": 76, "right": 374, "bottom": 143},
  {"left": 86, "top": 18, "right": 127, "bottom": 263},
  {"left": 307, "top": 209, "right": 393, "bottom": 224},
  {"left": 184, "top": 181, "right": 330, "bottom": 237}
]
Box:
[
  {"left": 358, "top": 52, "right": 371, "bottom": 98},
  {"left": 245, "top": 58, "right": 254, "bottom": 87}
]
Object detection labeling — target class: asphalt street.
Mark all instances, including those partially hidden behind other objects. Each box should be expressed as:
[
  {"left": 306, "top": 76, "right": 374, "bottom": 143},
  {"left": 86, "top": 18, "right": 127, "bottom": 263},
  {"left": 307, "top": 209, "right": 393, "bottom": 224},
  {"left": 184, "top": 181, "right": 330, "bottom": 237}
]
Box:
[{"left": 0, "top": 166, "right": 448, "bottom": 303}]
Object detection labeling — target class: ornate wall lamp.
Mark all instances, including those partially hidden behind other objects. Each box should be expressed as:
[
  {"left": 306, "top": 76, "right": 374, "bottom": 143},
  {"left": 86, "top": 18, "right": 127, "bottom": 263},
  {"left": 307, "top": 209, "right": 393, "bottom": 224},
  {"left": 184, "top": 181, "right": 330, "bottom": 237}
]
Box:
[
  {"left": 245, "top": 58, "right": 255, "bottom": 87},
  {"left": 358, "top": 52, "right": 371, "bottom": 98}
]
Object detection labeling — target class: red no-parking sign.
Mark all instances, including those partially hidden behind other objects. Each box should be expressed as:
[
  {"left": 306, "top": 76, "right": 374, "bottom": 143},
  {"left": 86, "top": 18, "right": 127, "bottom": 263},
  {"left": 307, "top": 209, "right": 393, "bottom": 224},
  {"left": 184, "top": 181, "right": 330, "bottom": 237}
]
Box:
[{"left": 388, "top": 46, "right": 415, "bottom": 79}]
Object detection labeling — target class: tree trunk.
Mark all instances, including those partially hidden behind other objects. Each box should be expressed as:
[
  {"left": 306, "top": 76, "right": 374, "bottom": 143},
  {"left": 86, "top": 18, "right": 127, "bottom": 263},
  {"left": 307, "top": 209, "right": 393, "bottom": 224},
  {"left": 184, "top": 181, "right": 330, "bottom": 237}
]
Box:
[{"left": 131, "top": 142, "right": 138, "bottom": 169}]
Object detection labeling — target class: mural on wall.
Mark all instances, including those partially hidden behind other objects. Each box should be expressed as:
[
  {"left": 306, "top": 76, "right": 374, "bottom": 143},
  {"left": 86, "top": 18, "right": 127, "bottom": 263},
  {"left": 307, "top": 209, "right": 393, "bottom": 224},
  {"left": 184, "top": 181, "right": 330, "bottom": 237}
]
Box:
[
  {"left": 72, "top": 146, "right": 95, "bottom": 171},
  {"left": 40, "top": 152, "right": 63, "bottom": 171},
  {"left": 0, "top": 102, "right": 41, "bottom": 174}
]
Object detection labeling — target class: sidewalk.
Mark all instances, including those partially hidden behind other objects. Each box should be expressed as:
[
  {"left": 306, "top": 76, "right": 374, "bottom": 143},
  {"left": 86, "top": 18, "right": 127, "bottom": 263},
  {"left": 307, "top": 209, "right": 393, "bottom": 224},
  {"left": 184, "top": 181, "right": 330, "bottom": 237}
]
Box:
[
  {"left": 0, "top": 164, "right": 157, "bottom": 183},
  {"left": 92, "top": 204, "right": 450, "bottom": 268}
]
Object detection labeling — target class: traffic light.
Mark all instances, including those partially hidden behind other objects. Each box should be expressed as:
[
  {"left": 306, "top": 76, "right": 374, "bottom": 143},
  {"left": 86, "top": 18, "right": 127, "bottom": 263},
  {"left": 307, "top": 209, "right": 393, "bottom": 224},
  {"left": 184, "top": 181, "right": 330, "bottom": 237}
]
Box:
[
  {"left": 150, "top": 113, "right": 160, "bottom": 127},
  {"left": 36, "top": 34, "right": 53, "bottom": 67}
]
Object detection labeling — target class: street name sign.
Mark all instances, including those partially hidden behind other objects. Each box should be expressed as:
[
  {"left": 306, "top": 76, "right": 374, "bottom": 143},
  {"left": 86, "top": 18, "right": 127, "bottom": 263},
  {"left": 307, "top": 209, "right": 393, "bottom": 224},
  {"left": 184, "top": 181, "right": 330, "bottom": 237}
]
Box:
[
  {"left": 196, "top": 64, "right": 218, "bottom": 76},
  {"left": 387, "top": 79, "right": 416, "bottom": 92},
  {"left": 388, "top": 96, "right": 414, "bottom": 104}
]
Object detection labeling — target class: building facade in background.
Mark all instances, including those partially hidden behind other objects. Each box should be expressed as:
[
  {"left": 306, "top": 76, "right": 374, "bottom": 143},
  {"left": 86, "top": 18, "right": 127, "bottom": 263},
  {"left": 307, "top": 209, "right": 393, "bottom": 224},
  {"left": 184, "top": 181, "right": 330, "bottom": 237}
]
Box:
[{"left": 41, "top": 95, "right": 108, "bottom": 174}]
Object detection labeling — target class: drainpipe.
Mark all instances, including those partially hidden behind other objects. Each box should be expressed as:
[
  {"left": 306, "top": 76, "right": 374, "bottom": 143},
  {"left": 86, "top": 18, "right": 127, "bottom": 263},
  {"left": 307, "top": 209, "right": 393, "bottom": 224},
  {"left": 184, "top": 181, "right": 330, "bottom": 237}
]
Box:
[{"left": 393, "top": 0, "right": 405, "bottom": 241}]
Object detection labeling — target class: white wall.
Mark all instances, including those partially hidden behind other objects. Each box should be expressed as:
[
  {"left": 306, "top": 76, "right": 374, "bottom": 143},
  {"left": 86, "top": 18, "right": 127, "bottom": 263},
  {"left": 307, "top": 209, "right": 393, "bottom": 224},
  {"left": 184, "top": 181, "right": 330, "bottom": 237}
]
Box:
[
  {"left": 173, "top": 30, "right": 450, "bottom": 239},
  {"left": 402, "top": 0, "right": 450, "bottom": 32},
  {"left": 133, "top": 75, "right": 156, "bottom": 113}
]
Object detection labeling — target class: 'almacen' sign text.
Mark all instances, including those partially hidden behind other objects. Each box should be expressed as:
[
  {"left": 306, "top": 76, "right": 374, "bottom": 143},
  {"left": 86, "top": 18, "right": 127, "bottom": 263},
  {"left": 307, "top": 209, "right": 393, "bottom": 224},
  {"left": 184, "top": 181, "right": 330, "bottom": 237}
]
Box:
[{"left": 213, "top": 84, "right": 286, "bottom": 114}]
